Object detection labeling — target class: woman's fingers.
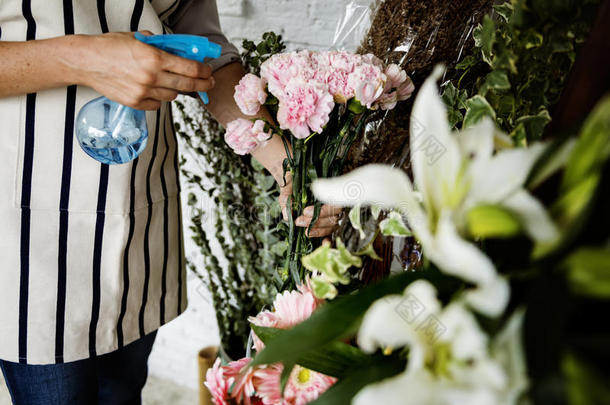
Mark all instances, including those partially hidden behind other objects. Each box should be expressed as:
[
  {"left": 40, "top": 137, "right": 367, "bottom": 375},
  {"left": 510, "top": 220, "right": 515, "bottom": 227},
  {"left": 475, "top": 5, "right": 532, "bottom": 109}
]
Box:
[
  {"left": 295, "top": 204, "right": 342, "bottom": 238},
  {"left": 158, "top": 50, "right": 213, "bottom": 79},
  {"left": 295, "top": 213, "right": 339, "bottom": 228},
  {"left": 155, "top": 71, "right": 215, "bottom": 94},
  {"left": 305, "top": 225, "right": 339, "bottom": 238},
  {"left": 302, "top": 204, "right": 343, "bottom": 218}
]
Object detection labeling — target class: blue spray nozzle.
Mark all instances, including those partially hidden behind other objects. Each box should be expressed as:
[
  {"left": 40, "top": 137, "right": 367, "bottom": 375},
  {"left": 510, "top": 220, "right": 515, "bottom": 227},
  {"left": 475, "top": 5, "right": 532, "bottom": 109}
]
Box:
[{"left": 134, "top": 32, "right": 222, "bottom": 104}]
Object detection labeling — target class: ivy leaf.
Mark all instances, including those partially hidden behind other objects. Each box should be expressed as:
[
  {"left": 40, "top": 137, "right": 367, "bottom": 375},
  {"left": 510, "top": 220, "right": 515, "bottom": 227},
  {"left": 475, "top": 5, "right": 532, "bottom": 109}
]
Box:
[
  {"left": 515, "top": 110, "right": 551, "bottom": 140},
  {"left": 523, "top": 29, "right": 544, "bottom": 49},
  {"left": 493, "top": 2, "right": 513, "bottom": 22},
  {"left": 473, "top": 16, "right": 496, "bottom": 65},
  {"left": 370, "top": 205, "right": 382, "bottom": 220},
  {"left": 356, "top": 242, "right": 383, "bottom": 261},
  {"left": 455, "top": 55, "right": 477, "bottom": 71},
  {"left": 441, "top": 82, "right": 459, "bottom": 106},
  {"left": 492, "top": 50, "right": 518, "bottom": 74},
  {"left": 349, "top": 204, "right": 366, "bottom": 239},
  {"left": 479, "top": 70, "right": 510, "bottom": 96},
  {"left": 311, "top": 276, "right": 338, "bottom": 300},
  {"left": 379, "top": 212, "right": 411, "bottom": 237},
  {"left": 463, "top": 95, "right": 497, "bottom": 128},
  {"left": 301, "top": 238, "right": 361, "bottom": 285}
]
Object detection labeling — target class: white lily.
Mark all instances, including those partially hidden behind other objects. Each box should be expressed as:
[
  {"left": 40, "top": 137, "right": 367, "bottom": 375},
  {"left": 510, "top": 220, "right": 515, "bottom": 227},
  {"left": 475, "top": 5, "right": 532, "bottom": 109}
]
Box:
[
  {"left": 312, "top": 65, "right": 558, "bottom": 316},
  {"left": 353, "top": 280, "right": 528, "bottom": 405}
]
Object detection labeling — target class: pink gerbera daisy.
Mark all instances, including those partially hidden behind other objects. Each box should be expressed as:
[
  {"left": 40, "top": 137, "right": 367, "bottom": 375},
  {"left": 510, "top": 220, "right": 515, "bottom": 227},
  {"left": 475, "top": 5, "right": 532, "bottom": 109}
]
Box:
[
  {"left": 204, "top": 358, "right": 233, "bottom": 405},
  {"left": 254, "top": 364, "right": 336, "bottom": 405}
]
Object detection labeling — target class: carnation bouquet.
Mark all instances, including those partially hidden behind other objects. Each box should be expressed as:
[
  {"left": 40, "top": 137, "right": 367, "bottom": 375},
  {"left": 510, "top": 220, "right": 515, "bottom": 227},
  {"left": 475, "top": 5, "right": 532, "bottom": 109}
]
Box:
[{"left": 224, "top": 49, "right": 414, "bottom": 287}]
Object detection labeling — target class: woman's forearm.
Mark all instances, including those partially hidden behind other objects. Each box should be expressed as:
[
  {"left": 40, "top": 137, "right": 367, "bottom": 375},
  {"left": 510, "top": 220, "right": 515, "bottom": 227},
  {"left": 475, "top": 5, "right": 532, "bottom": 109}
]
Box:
[
  {"left": 0, "top": 33, "right": 214, "bottom": 110},
  {"left": 205, "top": 61, "right": 289, "bottom": 183},
  {"left": 0, "top": 36, "right": 82, "bottom": 97}
]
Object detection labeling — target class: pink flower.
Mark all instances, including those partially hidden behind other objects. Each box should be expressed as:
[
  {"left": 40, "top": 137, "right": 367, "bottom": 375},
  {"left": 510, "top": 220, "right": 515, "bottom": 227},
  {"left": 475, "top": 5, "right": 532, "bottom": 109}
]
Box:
[
  {"left": 234, "top": 73, "right": 268, "bottom": 116},
  {"left": 249, "top": 282, "right": 319, "bottom": 352},
  {"left": 397, "top": 76, "right": 415, "bottom": 101},
  {"left": 204, "top": 358, "right": 233, "bottom": 405},
  {"left": 276, "top": 78, "right": 334, "bottom": 139},
  {"left": 260, "top": 51, "right": 315, "bottom": 97},
  {"left": 224, "top": 358, "right": 257, "bottom": 405},
  {"left": 347, "top": 63, "right": 386, "bottom": 108},
  {"left": 225, "top": 119, "right": 271, "bottom": 155},
  {"left": 254, "top": 364, "right": 336, "bottom": 405},
  {"left": 384, "top": 64, "right": 407, "bottom": 90},
  {"left": 360, "top": 53, "right": 384, "bottom": 68},
  {"left": 376, "top": 91, "right": 399, "bottom": 110}
]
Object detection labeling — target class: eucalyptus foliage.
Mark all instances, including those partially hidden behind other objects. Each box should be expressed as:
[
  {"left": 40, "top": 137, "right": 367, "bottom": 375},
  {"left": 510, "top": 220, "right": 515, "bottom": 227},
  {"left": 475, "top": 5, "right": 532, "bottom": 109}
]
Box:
[{"left": 176, "top": 33, "right": 288, "bottom": 357}]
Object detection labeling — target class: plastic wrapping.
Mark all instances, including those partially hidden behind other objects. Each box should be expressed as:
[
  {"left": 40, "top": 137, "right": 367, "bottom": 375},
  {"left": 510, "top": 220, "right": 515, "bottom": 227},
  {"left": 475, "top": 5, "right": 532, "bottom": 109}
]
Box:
[
  {"left": 331, "top": 0, "right": 376, "bottom": 51},
  {"left": 332, "top": 0, "right": 494, "bottom": 274}
]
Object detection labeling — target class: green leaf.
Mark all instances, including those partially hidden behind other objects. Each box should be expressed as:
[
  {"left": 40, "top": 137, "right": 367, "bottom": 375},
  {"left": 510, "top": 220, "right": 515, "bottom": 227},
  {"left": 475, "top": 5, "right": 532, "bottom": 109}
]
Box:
[
  {"left": 309, "top": 355, "right": 407, "bottom": 405},
  {"left": 251, "top": 271, "right": 425, "bottom": 367},
  {"left": 523, "top": 29, "right": 544, "bottom": 49},
  {"left": 515, "top": 110, "right": 551, "bottom": 141},
  {"left": 371, "top": 206, "right": 382, "bottom": 220},
  {"left": 493, "top": 2, "right": 513, "bottom": 22},
  {"left": 251, "top": 326, "right": 371, "bottom": 378},
  {"left": 463, "top": 95, "right": 496, "bottom": 128},
  {"left": 301, "top": 238, "right": 361, "bottom": 285},
  {"left": 491, "top": 50, "right": 518, "bottom": 74},
  {"left": 563, "top": 352, "right": 610, "bottom": 405},
  {"left": 455, "top": 55, "right": 477, "bottom": 71},
  {"left": 466, "top": 204, "right": 521, "bottom": 238},
  {"left": 311, "top": 276, "right": 338, "bottom": 300},
  {"left": 441, "top": 82, "right": 459, "bottom": 106},
  {"left": 349, "top": 204, "right": 366, "bottom": 239},
  {"left": 379, "top": 211, "right": 411, "bottom": 237},
  {"left": 562, "top": 97, "right": 610, "bottom": 193},
  {"left": 356, "top": 242, "right": 383, "bottom": 261},
  {"left": 479, "top": 70, "right": 510, "bottom": 95},
  {"left": 564, "top": 247, "right": 610, "bottom": 299},
  {"left": 473, "top": 16, "right": 496, "bottom": 64}
]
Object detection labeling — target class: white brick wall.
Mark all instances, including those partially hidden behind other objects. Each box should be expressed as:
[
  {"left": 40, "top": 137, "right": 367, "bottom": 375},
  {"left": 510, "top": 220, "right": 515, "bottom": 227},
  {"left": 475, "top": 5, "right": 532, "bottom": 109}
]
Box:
[{"left": 148, "top": 0, "right": 359, "bottom": 391}]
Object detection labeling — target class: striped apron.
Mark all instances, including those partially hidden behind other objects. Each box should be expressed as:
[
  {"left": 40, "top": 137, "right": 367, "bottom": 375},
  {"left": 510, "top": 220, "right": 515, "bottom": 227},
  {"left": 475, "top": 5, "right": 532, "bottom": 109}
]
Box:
[{"left": 0, "top": 0, "right": 232, "bottom": 365}]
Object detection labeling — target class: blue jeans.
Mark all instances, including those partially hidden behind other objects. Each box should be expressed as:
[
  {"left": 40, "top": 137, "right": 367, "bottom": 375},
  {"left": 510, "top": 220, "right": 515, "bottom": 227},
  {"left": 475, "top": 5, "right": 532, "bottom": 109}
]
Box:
[{"left": 0, "top": 332, "right": 156, "bottom": 405}]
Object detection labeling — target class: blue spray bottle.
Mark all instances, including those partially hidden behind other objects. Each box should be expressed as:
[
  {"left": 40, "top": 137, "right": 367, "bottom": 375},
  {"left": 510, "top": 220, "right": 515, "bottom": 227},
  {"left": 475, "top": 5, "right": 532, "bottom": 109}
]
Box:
[{"left": 75, "top": 33, "right": 222, "bottom": 165}]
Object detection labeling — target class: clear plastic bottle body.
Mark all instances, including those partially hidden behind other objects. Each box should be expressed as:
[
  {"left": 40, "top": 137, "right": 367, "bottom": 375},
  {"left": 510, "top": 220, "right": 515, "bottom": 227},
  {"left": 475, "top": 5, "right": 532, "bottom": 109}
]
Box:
[{"left": 75, "top": 96, "right": 148, "bottom": 165}]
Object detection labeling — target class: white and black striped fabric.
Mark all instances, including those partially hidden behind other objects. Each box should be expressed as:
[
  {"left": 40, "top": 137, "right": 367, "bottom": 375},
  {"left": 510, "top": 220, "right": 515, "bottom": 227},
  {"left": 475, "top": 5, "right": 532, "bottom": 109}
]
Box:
[{"left": 0, "top": 0, "right": 239, "bottom": 365}]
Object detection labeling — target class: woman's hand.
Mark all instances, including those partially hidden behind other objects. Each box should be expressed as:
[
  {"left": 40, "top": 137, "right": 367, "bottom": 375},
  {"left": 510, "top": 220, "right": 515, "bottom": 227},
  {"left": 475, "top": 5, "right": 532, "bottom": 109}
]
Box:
[
  {"left": 278, "top": 176, "right": 342, "bottom": 238},
  {"left": 0, "top": 32, "right": 214, "bottom": 109},
  {"left": 71, "top": 32, "right": 215, "bottom": 110}
]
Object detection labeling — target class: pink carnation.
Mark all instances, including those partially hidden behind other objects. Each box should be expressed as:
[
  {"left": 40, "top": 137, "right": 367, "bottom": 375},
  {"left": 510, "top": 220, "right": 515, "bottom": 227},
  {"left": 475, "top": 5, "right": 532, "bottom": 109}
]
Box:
[
  {"left": 254, "top": 364, "right": 336, "bottom": 405},
  {"left": 276, "top": 78, "right": 334, "bottom": 139},
  {"left": 234, "top": 73, "right": 268, "bottom": 116},
  {"left": 397, "top": 76, "right": 415, "bottom": 100},
  {"left": 260, "top": 51, "right": 315, "bottom": 97},
  {"left": 225, "top": 119, "right": 271, "bottom": 155},
  {"left": 347, "top": 63, "right": 386, "bottom": 108},
  {"left": 384, "top": 64, "right": 407, "bottom": 90},
  {"left": 204, "top": 358, "right": 232, "bottom": 405}
]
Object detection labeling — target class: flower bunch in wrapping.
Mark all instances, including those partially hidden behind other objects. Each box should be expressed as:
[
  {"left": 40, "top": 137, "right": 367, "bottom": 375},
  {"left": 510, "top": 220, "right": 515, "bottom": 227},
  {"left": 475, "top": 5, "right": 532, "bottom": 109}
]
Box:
[{"left": 225, "top": 50, "right": 414, "bottom": 285}]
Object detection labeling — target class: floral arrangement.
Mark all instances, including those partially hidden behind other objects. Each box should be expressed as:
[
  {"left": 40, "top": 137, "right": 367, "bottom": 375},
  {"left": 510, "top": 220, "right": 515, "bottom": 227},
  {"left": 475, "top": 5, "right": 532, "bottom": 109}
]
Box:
[
  {"left": 205, "top": 282, "right": 336, "bottom": 405},
  {"left": 232, "top": 66, "right": 610, "bottom": 404},
  {"left": 224, "top": 49, "right": 414, "bottom": 287}
]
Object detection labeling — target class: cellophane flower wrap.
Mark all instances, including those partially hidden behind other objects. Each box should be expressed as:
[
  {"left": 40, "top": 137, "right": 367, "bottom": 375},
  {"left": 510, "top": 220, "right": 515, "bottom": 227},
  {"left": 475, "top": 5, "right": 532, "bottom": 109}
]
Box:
[{"left": 226, "top": 50, "right": 414, "bottom": 287}]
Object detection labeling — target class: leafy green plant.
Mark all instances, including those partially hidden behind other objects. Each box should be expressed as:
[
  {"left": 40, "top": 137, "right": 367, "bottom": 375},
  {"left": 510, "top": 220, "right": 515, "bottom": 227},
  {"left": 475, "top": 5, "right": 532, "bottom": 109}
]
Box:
[
  {"left": 176, "top": 33, "right": 288, "bottom": 358},
  {"left": 442, "top": 0, "right": 598, "bottom": 144}
]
